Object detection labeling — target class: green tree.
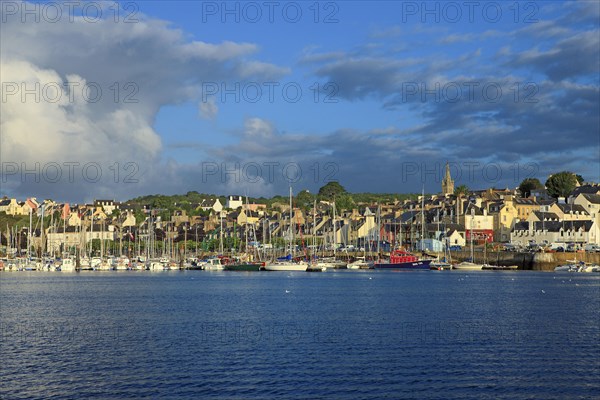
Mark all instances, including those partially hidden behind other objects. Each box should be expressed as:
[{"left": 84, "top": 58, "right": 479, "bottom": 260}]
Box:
[
  {"left": 335, "top": 194, "right": 355, "bottom": 212},
  {"left": 134, "top": 210, "right": 146, "bottom": 225},
  {"left": 318, "top": 181, "right": 347, "bottom": 200},
  {"left": 575, "top": 174, "right": 584, "bottom": 185},
  {"left": 546, "top": 171, "right": 578, "bottom": 199},
  {"left": 518, "top": 178, "right": 543, "bottom": 198},
  {"left": 454, "top": 185, "right": 469, "bottom": 196},
  {"left": 295, "top": 189, "right": 315, "bottom": 211}
]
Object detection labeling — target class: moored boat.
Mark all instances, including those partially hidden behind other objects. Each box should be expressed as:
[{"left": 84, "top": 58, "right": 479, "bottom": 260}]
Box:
[
  {"left": 430, "top": 261, "right": 453, "bottom": 270},
  {"left": 202, "top": 257, "right": 225, "bottom": 270},
  {"left": 264, "top": 260, "right": 308, "bottom": 271},
  {"left": 481, "top": 264, "right": 518, "bottom": 271},
  {"left": 453, "top": 261, "right": 483, "bottom": 271},
  {"left": 347, "top": 256, "right": 373, "bottom": 269},
  {"left": 224, "top": 262, "right": 264, "bottom": 271},
  {"left": 374, "top": 249, "right": 432, "bottom": 270}
]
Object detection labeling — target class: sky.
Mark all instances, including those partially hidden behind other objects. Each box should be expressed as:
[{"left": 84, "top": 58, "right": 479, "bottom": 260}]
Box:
[{"left": 1, "top": 0, "right": 599, "bottom": 203}]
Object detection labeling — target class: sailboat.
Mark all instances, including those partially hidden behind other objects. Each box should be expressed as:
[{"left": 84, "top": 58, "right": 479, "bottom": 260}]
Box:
[
  {"left": 225, "top": 195, "right": 265, "bottom": 271},
  {"left": 454, "top": 206, "right": 483, "bottom": 271},
  {"left": 264, "top": 187, "right": 308, "bottom": 271},
  {"left": 430, "top": 209, "right": 452, "bottom": 270}
]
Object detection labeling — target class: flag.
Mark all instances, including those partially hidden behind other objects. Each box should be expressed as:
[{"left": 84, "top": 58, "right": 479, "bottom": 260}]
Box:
[{"left": 62, "top": 203, "right": 70, "bottom": 220}]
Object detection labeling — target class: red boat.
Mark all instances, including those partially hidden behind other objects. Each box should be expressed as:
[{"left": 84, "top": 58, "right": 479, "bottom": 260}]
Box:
[{"left": 374, "top": 248, "right": 432, "bottom": 270}]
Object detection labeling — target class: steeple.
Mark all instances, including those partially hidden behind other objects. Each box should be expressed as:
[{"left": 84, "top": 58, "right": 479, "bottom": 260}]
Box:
[{"left": 442, "top": 162, "right": 454, "bottom": 195}]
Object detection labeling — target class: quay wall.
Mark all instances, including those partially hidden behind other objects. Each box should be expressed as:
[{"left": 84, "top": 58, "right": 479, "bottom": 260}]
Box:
[{"left": 447, "top": 250, "right": 600, "bottom": 271}]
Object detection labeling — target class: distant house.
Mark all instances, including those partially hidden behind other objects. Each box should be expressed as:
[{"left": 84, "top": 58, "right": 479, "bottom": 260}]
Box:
[
  {"left": 446, "top": 228, "right": 466, "bottom": 247},
  {"left": 549, "top": 203, "right": 590, "bottom": 221},
  {"left": 568, "top": 183, "right": 600, "bottom": 202},
  {"left": 511, "top": 220, "right": 598, "bottom": 246},
  {"left": 94, "top": 200, "right": 119, "bottom": 215},
  {"left": 226, "top": 195, "right": 243, "bottom": 210},
  {"left": 237, "top": 210, "right": 260, "bottom": 226},
  {"left": 461, "top": 203, "right": 494, "bottom": 243},
  {"left": 198, "top": 198, "right": 223, "bottom": 213},
  {"left": 0, "top": 198, "right": 24, "bottom": 215},
  {"left": 573, "top": 193, "right": 600, "bottom": 227}
]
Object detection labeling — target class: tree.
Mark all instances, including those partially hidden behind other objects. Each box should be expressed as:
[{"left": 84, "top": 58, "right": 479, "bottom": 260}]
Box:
[
  {"left": 295, "top": 189, "right": 315, "bottom": 211},
  {"left": 335, "top": 194, "right": 355, "bottom": 212},
  {"left": 454, "top": 185, "right": 469, "bottom": 196},
  {"left": 545, "top": 171, "right": 578, "bottom": 199},
  {"left": 318, "top": 182, "right": 347, "bottom": 200},
  {"left": 518, "top": 178, "right": 543, "bottom": 198},
  {"left": 575, "top": 174, "right": 584, "bottom": 185}
]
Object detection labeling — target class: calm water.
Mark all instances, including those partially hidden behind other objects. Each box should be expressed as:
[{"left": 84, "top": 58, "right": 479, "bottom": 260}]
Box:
[{"left": 1, "top": 270, "right": 598, "bottom": 399}]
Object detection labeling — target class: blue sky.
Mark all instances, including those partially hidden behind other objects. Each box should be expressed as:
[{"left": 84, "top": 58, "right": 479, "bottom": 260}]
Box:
[{"left": 1, "top": 1, "right": 599, "bottom": 202}]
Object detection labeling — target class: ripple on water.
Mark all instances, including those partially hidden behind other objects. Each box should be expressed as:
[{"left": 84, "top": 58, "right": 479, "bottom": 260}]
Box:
[{"left": 1, "top": 271, "right": 599, "bottom": 399}]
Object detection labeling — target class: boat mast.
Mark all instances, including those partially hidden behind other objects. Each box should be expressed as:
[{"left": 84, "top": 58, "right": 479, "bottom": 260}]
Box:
[
  {"left": 289, "top": 185, "right": 293, "bottom": 257},
  {"left": 332, "top": 200, "right": 336, "bottom": 259},
  {"left": 40, "top": 205, "right": 44, "bottom": 257},
  {"left": 436, "top": 208, "right": 440, "bottom": 253},
  {"left": 399, "top": 210, "right": 402, "bottom": 248},
  {"left": 313, "top": 200, "right": 316, "bottom": 259},
  {"left": 376, "top": 203, "right": 381, "bottom": 259},
  {"left": 470, "top": 207, "right": 474, "bottom": 262},
  {"left": 219, "top": 211, "right": 224, "bottom": 254},
  {"left": 28, "top": 208, "right": 32, "bottom": 260},
  {"left": 420, "top": 186, "right": 425, "bottom": 252}
]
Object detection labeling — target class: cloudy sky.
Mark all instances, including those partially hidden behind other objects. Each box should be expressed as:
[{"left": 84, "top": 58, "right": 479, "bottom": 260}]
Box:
[{"left": 1, "top": 1, "right": 598, "bottom": 203}]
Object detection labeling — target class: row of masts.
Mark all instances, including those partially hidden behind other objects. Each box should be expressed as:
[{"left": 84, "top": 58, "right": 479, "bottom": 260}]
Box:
[{"left": 6, "top": 190, "right": 450, "bottom": 263}]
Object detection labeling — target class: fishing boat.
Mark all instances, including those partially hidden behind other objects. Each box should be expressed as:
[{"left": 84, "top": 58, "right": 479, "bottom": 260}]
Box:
[{"left": 374, "top": 248, "right": 432, "bottom": 270}]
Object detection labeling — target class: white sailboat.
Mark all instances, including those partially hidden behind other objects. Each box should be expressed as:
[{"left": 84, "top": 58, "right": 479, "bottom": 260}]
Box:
[
  {"left": 454, "top": 206, "right": 483, "bottom": 271},
  {"left": 265, "top": 186, "right": 308, "bottom": 272}
]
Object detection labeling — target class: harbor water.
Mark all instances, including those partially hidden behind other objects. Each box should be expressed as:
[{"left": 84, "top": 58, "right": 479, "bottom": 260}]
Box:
[{"left": 1, "top": 270, "right": 599, "bottom": 399}]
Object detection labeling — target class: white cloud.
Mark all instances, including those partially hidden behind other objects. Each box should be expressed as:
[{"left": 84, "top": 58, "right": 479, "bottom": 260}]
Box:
[
  {"left": 198, "top": 98, "right": 218, "bottom": 120},
  {"left": 0, "top": 2, "right": 289, "bottom": 201}
]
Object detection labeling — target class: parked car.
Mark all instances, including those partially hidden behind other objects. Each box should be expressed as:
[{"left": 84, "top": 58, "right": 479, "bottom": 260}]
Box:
[
  {"left": 566, "top": 243, "right": 580, "bottom": 252},
  {"left": 584, "top": 244, "right": 600, "bottom": 252},
  {"left": 503, "top": 244, "right": 518, "bottom": 252},
  {"left": 526, "top": 244, "right": 544, "bottom": 253}
]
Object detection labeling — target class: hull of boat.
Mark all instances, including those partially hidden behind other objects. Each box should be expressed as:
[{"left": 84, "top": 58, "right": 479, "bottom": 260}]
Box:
[
  {"left": 374, "top": 260, "right": 432, "bottom": 270},
  {"left": 204, "top": 266, "right": 224, "bottom": 271},
  {"left": 225, "top": 263, "right": 263, "bottom": 271},
  {"left": 481, "top": 265, "right": 518, "bottom": 270},
  {"left": 264, "top": 262, "right": 308, "bottom": 271},
  {"left": 454, "top": 262, "right": 483, "bottom": 270},
  {"left": 430, "top": 262, "right": 452, "bottom": 270}
]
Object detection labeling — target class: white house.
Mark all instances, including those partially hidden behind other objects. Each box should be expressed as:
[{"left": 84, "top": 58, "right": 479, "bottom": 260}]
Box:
[
  {"left": 510, "top": 220, "right": 598, "bottom": 246},
  {"left": 226, "top": 196, "right": 243, "bottom": 210}
]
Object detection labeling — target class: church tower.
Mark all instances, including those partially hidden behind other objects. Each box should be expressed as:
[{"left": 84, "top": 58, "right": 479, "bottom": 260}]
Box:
[{"left": 442, "top": 162, "right": 454, "bottom": 195}]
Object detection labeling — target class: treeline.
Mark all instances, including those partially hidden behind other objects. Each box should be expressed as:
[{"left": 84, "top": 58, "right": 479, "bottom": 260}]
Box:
[{"left": 126, "top": 183, "right": 420, "bottom": 214}]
